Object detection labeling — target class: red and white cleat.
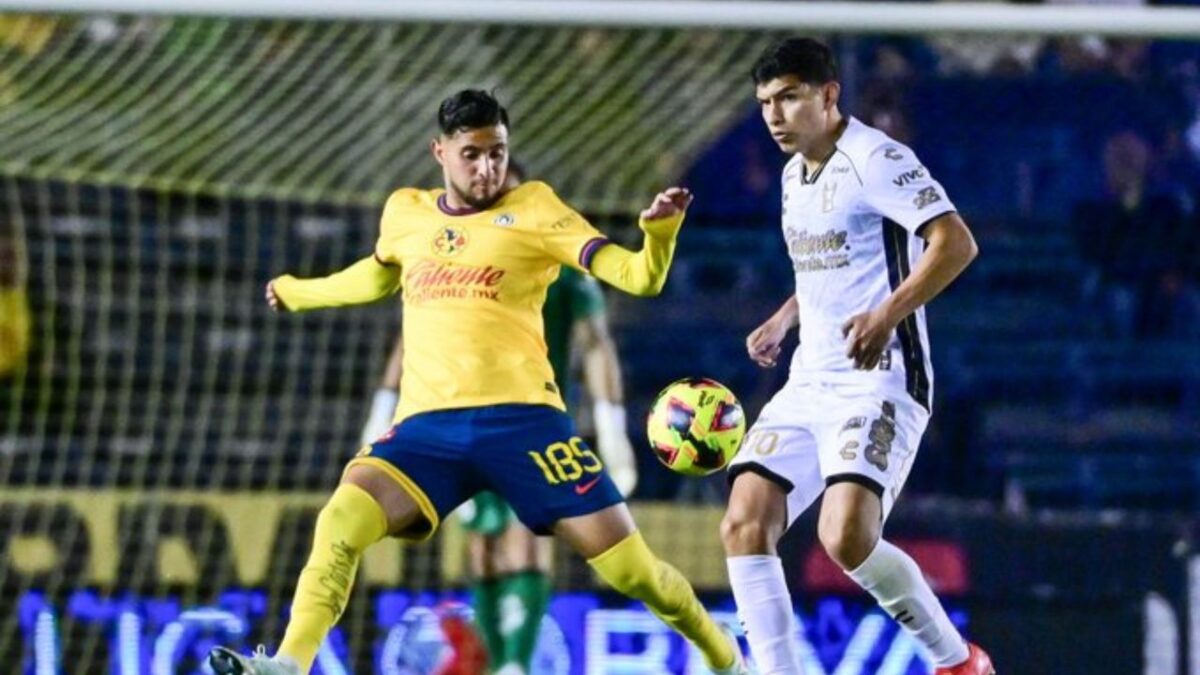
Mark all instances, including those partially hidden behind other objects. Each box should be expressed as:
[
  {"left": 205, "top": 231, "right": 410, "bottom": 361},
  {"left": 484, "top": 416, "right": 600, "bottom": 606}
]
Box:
[{"left": 935, "top": 643, "right": 995, "bottom": 675}]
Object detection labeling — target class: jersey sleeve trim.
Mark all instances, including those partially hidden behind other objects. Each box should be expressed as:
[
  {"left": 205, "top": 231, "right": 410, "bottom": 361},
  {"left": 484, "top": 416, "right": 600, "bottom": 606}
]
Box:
[
  {"left": 579, "top": 236, "right": 611, "bottom": 270},
  {"left": 912, "top": 209, "right": 958, "bottom": 238},
  {"left": 373, "top": 252, "right": 399, "bottom": 268}
]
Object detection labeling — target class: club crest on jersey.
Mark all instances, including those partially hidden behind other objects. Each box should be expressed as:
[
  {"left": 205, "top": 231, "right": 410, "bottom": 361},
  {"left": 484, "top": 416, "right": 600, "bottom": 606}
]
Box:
[
  {"left": 493, "top": 213, "right": 515, "bottom": 227},
  {"left": 822, "top": 182, "right": 838, "bottom": 212},
  {"left": 431, "top": 227, "right": 469, "bottom": 257}
]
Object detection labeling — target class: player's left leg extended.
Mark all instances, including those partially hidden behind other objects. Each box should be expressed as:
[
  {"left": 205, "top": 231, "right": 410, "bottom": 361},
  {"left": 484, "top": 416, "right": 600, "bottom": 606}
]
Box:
[
  {"left": 555, "top": 504, "right": 744, "bottom": 675},
  {"left": 821, "top": 480, "right": 974, "bottom": 670}
]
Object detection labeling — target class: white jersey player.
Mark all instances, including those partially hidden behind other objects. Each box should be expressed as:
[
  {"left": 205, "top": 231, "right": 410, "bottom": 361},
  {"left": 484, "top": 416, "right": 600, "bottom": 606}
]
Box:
[{"left": 720, "top": 38, "right": 995, "bottom": 675}]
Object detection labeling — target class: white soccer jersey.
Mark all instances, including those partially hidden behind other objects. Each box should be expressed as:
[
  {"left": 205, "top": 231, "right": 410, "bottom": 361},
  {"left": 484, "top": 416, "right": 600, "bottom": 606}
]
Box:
[{"left": 780, "top": 117, "right": 956, "bottom": 410}]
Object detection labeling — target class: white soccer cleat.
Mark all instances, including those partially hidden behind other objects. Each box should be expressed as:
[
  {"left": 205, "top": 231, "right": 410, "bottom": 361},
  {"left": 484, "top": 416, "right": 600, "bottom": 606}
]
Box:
[
  {"left": 209, "top": 645, "right": 301, "bottom": 675},
  {"left": 493, "top": 664, "right": 527, "bottom": 675},
  {"left": 712, "top": 624, "right": 751, "bottom": 675}
]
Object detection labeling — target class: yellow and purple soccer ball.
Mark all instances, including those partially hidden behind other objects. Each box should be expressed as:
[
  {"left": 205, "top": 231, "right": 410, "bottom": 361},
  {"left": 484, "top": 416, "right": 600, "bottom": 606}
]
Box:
[{"left": 646, "top": 377, "right": 746, "bottom": 476}]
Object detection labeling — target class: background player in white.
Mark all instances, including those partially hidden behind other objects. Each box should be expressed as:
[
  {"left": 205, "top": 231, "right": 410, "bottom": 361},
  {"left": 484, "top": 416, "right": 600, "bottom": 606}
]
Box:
[{"left": 720, "top": 38, "right": 994, "bottom": 675}]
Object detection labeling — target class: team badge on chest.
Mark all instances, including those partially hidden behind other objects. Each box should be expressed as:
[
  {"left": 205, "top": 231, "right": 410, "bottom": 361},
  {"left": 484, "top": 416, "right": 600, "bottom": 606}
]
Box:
[
  {"left": 822, "top": 182, "right": 838, "bottom": 213},
  {"left": 431, "top": 226, "right": 469, "bottom": 257}
]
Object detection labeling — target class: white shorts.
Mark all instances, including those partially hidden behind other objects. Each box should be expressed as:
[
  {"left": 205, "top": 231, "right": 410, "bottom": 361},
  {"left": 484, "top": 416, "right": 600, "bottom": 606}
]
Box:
[{"left": 728, "top": 381, "right": 929, "bottom": 527}]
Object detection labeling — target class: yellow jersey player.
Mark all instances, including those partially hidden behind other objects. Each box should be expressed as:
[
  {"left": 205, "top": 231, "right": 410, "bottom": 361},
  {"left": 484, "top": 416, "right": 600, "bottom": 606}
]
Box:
[
  {"left": 357, "top": 160, "right": 639, "bottom": 675},
  {"left": 209, "top": 90, "right": 746, "bottom": 675}
]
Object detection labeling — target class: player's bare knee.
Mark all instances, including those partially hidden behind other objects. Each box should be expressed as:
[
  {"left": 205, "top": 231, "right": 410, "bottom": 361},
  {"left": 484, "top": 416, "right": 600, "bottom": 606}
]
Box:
[
  {"left": 720, "top": 510, "right": 778, "bottom": 556},
  {"left": 817, "top": 513, "right": 878, "bottom": 570},
  {"left": 722, "top": 473, "right": 787, "bottom": 555},
  {"left": 342, "top": 465, "right": 427, "bottom": 536}
]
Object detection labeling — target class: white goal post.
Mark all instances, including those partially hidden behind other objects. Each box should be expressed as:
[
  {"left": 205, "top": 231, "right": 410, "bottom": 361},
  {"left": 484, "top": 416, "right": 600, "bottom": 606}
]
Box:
[{"left": 3, "top": 0, "right": 1200, "bottom": 37}]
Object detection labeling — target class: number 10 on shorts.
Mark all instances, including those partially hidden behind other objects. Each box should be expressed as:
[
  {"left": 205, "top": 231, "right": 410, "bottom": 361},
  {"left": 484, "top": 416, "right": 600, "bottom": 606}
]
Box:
[{"left": 528, "top": 437, "right": 603, "bottom": 484}]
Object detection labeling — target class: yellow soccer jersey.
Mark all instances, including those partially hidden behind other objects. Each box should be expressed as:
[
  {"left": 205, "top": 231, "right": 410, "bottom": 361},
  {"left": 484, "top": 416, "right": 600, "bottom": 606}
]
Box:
[{"left": 374, "top": 181, "right": 610, "bottom": 423}]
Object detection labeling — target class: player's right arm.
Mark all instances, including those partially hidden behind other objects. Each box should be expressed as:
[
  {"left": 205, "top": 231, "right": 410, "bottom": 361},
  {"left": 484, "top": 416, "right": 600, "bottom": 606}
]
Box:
[
  {"left": 268, "top": 190, "right": 410, "bottom": 312},
  {"left": 266, "top": 255, "right": 401, "bottom": 312},
  {"left": 746, "top": 295, "right": 798, "bottom": 368},
  {"left": 841, "top": 143, "right": 977, "bottom": 369}
]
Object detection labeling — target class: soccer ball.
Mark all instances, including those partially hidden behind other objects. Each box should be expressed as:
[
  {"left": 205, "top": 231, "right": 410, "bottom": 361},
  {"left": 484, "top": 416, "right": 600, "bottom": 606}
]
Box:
[{"left": 646, "top": 377, "right": 746, "bottom": 476}]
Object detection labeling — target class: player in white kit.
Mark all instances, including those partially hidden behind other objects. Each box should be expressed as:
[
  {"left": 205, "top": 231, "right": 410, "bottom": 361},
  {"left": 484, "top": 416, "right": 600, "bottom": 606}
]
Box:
[{"left": 720, "top": 38, "right": 995, "bottom": 675}]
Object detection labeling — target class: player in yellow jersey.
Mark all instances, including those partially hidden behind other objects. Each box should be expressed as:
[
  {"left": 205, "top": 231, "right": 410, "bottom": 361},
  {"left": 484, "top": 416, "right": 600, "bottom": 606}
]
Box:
[
  {"left": 357, "top": 160, "right": 639, "bottom": 675},
  {"left": 209, "top": 90, "right": 746, "bottom": 675}
]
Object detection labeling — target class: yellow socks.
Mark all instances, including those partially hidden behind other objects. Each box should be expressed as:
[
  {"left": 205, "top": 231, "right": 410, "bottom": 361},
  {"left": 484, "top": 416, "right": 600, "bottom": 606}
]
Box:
[
  {"left": 589, "top": 531, "right": 734, "bottom": 671},
  {"left": 278, "top": 483, "right": 388, "bottom": 671}
]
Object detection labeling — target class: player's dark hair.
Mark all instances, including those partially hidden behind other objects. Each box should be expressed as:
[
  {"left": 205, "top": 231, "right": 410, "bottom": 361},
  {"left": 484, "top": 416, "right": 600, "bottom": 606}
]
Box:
[
  {"left": 751, "top": 37, "right": 838, "bottom": 86},
  {"left": 437, "top": 89, "right": 510, "bottom": 135}
]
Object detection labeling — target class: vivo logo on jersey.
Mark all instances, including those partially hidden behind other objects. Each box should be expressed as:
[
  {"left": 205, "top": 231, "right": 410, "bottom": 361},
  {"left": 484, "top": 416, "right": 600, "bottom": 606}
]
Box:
[{"left": 892, "top": 168, "right": 926, "bottom": 187}]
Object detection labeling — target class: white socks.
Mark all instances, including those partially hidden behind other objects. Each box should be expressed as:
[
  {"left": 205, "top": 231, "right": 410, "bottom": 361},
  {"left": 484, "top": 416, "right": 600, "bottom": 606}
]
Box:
[
  {"left": 845, "top": 539, "right": 970, "bottom": 667},
  {"left": 726, "top": 555, "right": 803, "bottom": 675}
]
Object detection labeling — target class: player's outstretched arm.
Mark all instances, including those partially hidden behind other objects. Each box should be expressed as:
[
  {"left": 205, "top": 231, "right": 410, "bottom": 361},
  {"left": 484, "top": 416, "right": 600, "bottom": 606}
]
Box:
[
  {"left": 267, "top": 255, "right": 402, "bottom": 312},
  {"left": 842, "top": 212, "right": 978, "bottom": 369},
  {"left": 589, "top": 187, "right": 692, "bottom": 297}
]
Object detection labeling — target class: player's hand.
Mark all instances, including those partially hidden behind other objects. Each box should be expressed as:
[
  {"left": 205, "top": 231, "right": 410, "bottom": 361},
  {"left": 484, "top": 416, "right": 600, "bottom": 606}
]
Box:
[
  {"left": 640, "top": 187, "right": 693, "bottom": 221},
  {"left": 746, "top": 315, "right": 788, "bottom": 368},
  {"left": 265, "top": 280, "right": 287, "bottom": 311},
  {"left": 841, "top": 307, "right": 897, "bottom": 370}
]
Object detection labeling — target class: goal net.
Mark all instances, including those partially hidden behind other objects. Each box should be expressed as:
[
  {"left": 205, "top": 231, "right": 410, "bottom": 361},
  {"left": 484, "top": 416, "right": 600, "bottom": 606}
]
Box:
[{"left": 0, "top": 4, "right": 1197, "bottom": 673}]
